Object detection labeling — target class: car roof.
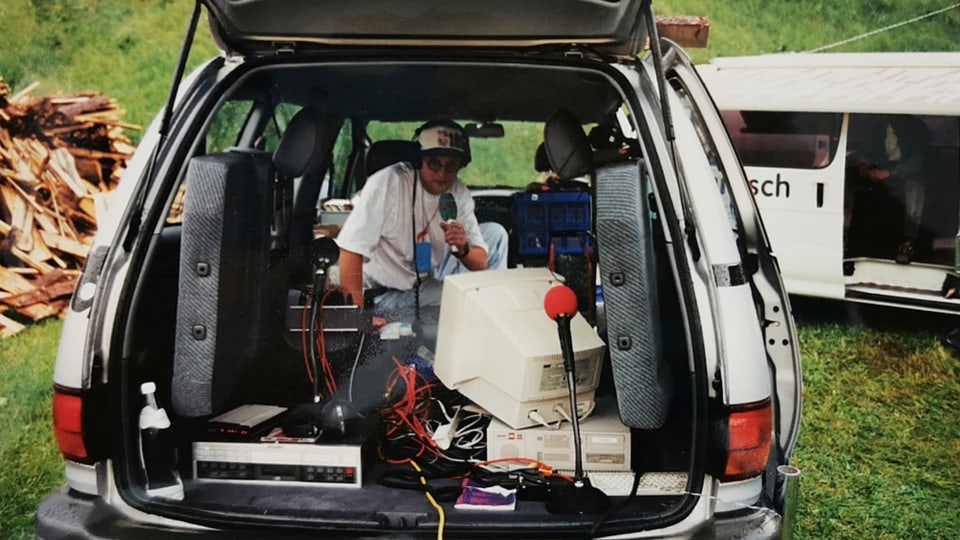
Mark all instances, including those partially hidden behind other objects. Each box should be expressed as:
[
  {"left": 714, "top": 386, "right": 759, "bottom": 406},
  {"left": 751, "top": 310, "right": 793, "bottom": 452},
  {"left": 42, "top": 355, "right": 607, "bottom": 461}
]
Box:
[
  {"left": 697, "top": 52, "right": 960, "bottom": 116},
  {"left": 201, "top": 0, "right": 649, "bottom": 57}
]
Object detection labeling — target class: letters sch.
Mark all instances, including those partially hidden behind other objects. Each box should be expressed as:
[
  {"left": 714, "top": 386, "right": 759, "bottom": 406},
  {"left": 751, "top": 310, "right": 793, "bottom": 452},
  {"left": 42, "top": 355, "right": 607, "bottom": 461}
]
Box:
[{"left": 749, "top": 173, "right": 791, "bottom": 199}]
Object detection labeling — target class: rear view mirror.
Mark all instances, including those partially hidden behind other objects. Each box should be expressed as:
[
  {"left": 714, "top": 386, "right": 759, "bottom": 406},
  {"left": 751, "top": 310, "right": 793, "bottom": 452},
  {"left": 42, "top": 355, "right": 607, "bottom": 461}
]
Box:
[{"left": 465, "top": 122, "right": 504, "bottom": 138}]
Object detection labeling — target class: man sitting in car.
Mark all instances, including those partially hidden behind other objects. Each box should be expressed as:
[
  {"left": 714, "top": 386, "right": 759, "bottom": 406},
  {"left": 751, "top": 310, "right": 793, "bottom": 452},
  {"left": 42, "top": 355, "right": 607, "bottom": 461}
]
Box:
[{"left": 336, "top": 119, "right": 508, "bottom": 316}]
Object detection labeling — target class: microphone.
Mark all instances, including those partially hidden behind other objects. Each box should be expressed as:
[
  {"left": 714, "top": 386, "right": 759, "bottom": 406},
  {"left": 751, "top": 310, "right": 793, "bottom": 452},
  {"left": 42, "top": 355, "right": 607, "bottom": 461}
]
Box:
[
  {"left": 542, "top": 285, "right": 611, "bottom": 515},
  {"left": 544, "top": 284, "right": 578, "bottom": 319},
  {"left": 312, "top": 237, "right": 340, "bottom": 270},
  {"left": 544, "top": 285, "right": 578, "bottom": 372},
  {"left": 311, "top": 237, "right": 340, "bottom": 296},
  {"left": 438, "top": 192, "right": 459, "bottom": 254}
]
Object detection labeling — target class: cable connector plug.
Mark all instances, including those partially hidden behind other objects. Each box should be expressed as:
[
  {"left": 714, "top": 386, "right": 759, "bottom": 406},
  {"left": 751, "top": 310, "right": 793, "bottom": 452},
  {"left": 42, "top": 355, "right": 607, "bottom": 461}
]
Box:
[
  {"left": 432, "top": 407, "right": 461, "bottom": 450},
  {"left": 528, "top": 410, "right": 560, "bottom": 429}
]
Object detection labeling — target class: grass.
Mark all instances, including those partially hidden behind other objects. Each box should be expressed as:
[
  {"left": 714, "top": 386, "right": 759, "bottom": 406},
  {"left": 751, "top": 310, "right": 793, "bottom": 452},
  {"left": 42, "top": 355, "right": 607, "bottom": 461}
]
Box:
[
  {"left": 792, "top": 315, "right": 960, "bottom": 539},
  {"left": 0, "top": 320, "right": 64, "bottom": 539},
  {"left": 0, "top": 0, "right": 218, "bottom": 142}
]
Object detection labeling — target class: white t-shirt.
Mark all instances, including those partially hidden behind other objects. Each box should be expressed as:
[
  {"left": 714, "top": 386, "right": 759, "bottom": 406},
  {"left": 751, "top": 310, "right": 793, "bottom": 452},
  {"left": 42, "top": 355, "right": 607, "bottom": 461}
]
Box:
[{"left": 336, "top": 162, "right": 488, "bottom": 291}]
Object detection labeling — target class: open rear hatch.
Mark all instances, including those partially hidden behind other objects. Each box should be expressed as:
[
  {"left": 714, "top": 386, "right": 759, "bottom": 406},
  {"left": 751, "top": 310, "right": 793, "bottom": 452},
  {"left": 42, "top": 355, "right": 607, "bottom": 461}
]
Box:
[
  {"left": 110, "top": 2, "right": 711, "bottom": 537},
  {"left": 201, "top": 0, "right": 649, "bottom": 57}
]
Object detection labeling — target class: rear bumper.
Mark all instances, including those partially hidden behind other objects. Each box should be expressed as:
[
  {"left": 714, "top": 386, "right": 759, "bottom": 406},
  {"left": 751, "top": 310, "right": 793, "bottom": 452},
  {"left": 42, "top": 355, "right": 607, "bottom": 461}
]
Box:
[
  {"left": 712, "top": 507, "right": 783, "bottom": 539},
  {"left": 36, "top": 484, "right": 792, "bottom": 539},
  {"left": 35, "top": 486, "right": 194, "bottom": 540},
  {"left": 37, "top": 486, "right": 345, "bottom": 539}
]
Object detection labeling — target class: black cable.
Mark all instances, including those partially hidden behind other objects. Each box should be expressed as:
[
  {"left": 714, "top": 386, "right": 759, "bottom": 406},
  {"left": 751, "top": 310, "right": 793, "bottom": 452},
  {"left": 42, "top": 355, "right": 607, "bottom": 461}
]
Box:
[
  {"left": 377, "top": 462, "right": 558, "bottom": 500},
  {"left": 411, "top": 169, "right": 422, "bottom": 321},
  {"left": 587, "top": 470, "right": 643, "bottom": 538},
  {"left": 376, "top": 469, "right": 463, "bottom": 503}
]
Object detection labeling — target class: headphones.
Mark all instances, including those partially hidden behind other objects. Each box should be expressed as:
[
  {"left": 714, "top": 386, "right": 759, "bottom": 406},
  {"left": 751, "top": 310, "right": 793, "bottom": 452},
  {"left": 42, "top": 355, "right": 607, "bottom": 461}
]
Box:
[{"left": 413, "top": 119, "right": 471, "bottom": 168}]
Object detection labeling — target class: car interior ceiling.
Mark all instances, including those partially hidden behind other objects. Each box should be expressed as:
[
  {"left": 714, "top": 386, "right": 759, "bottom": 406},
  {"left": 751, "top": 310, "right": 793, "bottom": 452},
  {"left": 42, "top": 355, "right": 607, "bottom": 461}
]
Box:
[
  {"left": 121, "top": 56, "right": 695, "bottom": 522},
  {"left": 230, "top": 61, "right": 625, "bottom": 124}
]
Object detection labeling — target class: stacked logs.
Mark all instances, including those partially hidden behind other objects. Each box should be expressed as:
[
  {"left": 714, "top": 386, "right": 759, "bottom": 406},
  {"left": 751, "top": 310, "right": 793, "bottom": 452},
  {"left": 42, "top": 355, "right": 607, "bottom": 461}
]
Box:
[{"left": 0, "top": 78, "right": 138, "bottom": 337}]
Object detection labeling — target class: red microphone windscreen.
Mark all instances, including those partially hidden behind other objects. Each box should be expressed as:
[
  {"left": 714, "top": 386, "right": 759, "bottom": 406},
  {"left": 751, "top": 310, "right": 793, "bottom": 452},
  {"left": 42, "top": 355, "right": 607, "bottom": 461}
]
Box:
[{"left": 544, "top": 285, "right": 578, "bottom": 320}]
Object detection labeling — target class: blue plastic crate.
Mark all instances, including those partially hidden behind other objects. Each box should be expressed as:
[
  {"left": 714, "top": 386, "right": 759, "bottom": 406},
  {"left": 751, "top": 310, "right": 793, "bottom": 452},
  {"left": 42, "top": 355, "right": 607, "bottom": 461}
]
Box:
[
  {"left": 550, "top": 234, "right": 592, "bottom": 255},
  {"left": 515, "top": 192, "right": 591, "bottom": 256}
]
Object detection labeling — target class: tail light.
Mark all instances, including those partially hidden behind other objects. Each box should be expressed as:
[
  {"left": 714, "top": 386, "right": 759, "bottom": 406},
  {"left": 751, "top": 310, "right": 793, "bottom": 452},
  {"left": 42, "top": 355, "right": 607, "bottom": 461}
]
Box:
[
  {"left": 709, "top": 397, "right": 773, "bottom": 482},
  {"left": 53, "top": 385, "right": 96, "bottom": 463}
]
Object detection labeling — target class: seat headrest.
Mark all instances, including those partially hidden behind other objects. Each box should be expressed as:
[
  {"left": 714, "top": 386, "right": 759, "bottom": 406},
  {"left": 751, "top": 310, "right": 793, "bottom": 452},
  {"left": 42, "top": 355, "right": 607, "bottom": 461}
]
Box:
[
  {"left": 366, "top": 140, "right": 419, "bottom": 175},
  {"left": 273, "top": 107, "right": 323, "bottom": 178},
  {"left": 543, "top": 108, "right": 593, "bottom": 180}
]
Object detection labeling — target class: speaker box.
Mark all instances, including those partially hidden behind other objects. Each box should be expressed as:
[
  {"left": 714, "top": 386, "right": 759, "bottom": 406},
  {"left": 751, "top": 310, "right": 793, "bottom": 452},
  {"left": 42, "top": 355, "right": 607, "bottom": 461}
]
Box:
[
  {"left": 173, "top": 149, "right": 273, "bottom": 417},
  {"left": 595, "top": 160, "right": 672, "bottom": 428}
]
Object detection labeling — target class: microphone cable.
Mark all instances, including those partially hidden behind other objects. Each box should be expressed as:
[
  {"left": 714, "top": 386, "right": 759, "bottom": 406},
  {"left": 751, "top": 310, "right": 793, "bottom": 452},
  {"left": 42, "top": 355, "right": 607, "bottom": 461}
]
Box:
[{"left": 411, "top": 169, "right": 422, "bottom": 322}]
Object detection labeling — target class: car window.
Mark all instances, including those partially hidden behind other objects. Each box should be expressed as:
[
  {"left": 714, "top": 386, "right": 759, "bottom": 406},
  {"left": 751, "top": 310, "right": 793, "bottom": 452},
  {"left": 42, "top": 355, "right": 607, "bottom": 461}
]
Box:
[
  {"left": 366, "top": 120, "right": 544, "bottom": 189},
  {"left": 465, "top": 121, "right": 541, "bottom": 188},
  {"left": 205, "top": 100, "right": 253, "bottom": 153},
  {"left": 262, "top": 103, "right": 302, "bottom": 151},
  {"left": 172, "top": 100, "right": 305, "bottom": 224},
  {"left": 669, "top": 77, "right": 744, "bottom": 236},
  {"left": 721, "top": 111, "right": 842, "bottom": 169},
  {"left": 330, "top": 120, "right": 353, "bottom": 186}
]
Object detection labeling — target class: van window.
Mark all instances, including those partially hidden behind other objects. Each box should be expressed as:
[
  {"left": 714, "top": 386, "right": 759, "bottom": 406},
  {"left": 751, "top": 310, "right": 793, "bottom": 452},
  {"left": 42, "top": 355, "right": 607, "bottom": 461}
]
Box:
[{"left": 721, "top": 111, "right": 841, "bottom": 169}]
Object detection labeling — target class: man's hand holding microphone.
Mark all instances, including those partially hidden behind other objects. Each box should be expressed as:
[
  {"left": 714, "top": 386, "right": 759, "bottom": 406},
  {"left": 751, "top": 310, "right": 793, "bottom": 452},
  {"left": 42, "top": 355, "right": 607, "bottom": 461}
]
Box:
[{"left": 439, "top": 192, "right": 469, "bottom": 258}]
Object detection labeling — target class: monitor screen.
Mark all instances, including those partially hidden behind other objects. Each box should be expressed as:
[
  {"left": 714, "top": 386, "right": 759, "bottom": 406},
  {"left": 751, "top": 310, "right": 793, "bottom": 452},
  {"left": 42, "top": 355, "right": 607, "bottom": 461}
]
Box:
[{"left": 434, "top": 268, "right": 606, "bottom": 429}]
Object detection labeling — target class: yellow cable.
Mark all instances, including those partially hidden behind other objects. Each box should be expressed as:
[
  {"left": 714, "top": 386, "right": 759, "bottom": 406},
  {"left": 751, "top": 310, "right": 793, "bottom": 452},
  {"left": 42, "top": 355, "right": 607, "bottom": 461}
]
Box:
[{"left": 410, "top": 460, "right": 445, "bottom": 540}]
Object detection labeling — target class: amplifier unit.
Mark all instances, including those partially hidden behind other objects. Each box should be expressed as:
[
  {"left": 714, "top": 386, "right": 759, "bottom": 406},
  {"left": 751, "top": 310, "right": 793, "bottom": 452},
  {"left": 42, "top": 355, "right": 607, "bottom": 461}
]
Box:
[
  {"left": 485, "top": 398, "right": 631, "bottom": 472},
  {"left": 192, "top": 441, "right": 362, "bottom": 488}
]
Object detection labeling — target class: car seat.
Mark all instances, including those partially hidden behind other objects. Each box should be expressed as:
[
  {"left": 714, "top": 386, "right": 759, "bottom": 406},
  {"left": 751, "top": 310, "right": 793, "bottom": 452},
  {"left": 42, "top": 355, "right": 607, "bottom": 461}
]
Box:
[{"left": 171, "top": 107, "right": 333, "bottom": 417}]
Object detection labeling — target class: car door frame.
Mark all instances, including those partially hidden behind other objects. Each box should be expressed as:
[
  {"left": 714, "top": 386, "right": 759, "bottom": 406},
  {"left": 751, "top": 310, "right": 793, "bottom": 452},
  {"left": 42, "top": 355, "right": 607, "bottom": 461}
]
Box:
[{"left": 658, "top": 40, "right": 803, "bottom": 465}]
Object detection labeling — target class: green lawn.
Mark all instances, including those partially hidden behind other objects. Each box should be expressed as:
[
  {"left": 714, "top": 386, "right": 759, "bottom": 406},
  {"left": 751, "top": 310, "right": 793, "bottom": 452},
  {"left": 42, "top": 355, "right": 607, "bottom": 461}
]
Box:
[
  {"left": 793, "top": 319, "right": 960, "bottom": 539},
  {"left": 3, "top": 309, "right": 959, "bottom": 538},
  {"left": 0, "top": 320, "right": 64, "bottom": 539}
]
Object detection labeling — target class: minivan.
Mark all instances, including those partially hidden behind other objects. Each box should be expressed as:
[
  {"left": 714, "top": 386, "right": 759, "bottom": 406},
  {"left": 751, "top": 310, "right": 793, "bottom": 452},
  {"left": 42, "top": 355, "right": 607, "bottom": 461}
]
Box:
[
  {"left": 36, "top": 1, "right": 802, "bottom": 538},
  {"left": 698, "top": 52, "right": 960, "bottom": 315}
]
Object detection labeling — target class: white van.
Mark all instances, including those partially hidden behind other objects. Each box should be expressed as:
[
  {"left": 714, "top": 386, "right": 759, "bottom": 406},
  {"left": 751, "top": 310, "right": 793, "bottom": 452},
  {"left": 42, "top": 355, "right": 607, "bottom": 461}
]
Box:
[{"left": 698, "top": 52, "right": 960, "bottom": 314}]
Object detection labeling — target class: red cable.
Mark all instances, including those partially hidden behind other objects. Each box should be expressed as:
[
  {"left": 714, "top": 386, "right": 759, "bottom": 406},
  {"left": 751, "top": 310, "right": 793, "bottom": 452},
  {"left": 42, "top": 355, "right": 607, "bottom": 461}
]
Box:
[
  {"left": 379, "top": 358, "right": 444, "bottom": 460},
  {"left": 300, "top": 292, "right": 315, "bottom": 385},
  {"left": 476, "top": 457, "right": 574, "bottom": 482}
]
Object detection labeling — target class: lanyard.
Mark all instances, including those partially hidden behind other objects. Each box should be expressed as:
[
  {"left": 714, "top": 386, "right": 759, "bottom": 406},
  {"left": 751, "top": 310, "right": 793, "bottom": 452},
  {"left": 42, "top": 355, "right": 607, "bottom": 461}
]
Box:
[{"left": 414, "top": 178, "right": 439, "bottom": 243}]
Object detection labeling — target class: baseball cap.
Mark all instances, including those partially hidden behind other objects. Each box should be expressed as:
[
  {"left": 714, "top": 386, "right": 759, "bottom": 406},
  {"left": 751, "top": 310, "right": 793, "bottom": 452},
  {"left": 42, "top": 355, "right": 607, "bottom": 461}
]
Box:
[{"left": 416, "top": 120, "right": 467, "bottom": 160}]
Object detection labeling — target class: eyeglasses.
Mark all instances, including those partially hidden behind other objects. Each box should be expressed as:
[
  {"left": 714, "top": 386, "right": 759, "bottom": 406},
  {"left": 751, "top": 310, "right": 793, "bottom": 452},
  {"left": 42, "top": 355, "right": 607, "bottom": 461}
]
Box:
[{"left": 425, "top": 157, "right": 462, "bottom": 174}]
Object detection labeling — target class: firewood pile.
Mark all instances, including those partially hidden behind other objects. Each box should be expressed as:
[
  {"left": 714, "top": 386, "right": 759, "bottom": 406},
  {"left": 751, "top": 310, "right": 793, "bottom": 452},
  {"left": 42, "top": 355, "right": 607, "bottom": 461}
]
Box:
[{"left": 0, "top": 77, "right": 138, "bottom": 337}]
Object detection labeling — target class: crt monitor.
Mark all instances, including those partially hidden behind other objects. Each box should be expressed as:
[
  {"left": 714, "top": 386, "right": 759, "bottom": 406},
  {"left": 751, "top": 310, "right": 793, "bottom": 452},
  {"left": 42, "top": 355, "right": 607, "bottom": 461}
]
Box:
[{"left": 434, "top": 267, "right": 606, "bottom": 429}]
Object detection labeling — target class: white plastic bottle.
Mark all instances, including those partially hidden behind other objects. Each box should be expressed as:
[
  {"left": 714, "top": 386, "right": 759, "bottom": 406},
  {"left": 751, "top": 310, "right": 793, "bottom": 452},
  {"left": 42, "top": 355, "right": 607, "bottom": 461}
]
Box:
[{"left": 138, "top": 382, "right": 184, "bottom": 500}]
